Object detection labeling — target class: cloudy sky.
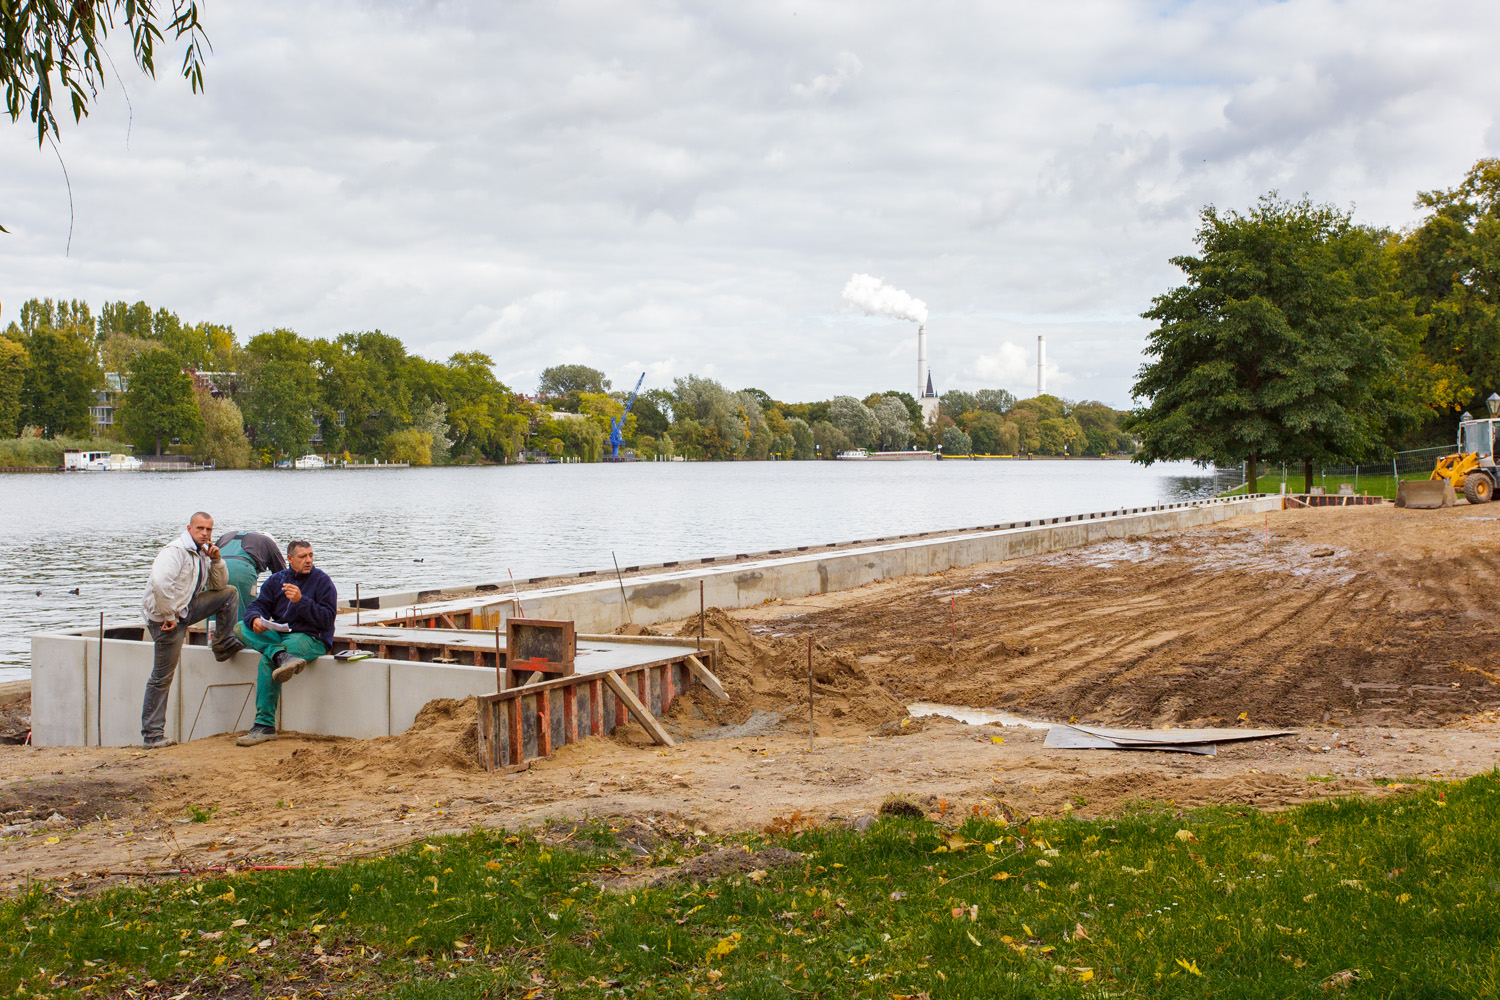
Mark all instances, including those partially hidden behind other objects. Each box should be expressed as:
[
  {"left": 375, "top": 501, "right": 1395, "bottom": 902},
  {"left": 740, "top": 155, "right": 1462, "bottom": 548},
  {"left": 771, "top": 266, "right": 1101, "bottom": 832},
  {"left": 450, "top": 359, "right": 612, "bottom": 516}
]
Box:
[{"left": 3, "top": 0, "right": 1499, "bottom": 407}]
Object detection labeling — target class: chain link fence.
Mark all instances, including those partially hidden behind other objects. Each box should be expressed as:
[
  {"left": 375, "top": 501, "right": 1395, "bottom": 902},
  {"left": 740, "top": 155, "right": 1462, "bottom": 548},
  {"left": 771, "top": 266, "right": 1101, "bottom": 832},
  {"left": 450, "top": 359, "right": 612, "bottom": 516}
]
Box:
[{"left": 1216, "top": 445, "right": 1454, "bottom": 498}]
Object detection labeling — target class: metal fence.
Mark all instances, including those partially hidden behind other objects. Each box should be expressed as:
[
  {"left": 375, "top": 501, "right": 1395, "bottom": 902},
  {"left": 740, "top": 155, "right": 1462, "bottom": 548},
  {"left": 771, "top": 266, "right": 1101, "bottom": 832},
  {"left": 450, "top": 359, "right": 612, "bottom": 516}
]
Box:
[{"left": 1217, "top": 445, "right": 1453, "bottom": 497}]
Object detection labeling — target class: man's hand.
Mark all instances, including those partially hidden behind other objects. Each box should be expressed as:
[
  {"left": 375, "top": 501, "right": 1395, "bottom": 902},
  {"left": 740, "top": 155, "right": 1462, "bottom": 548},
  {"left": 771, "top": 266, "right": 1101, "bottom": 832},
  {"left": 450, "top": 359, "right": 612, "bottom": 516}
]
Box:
[
  {"left": 282, "top": 583, "right": 302, "bottom": 603},
  {"left": 160, "top": 618, "right": 177, "bottom": 633},
  {"left": 252, "top": 617, "right": 269, "bottom": 633},
  {"left": 206, "top": 543, "right": 221, "bottom": 560}
]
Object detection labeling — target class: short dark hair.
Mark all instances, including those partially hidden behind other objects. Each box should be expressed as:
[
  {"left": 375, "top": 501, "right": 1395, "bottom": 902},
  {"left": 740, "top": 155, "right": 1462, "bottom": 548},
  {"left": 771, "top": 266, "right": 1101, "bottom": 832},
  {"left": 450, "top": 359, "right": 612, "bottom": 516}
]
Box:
[
  {"left": 189, "top": 511, "right": 213, "bottom": 525},
  {"left": 287, "top": 540, "right": 312, "bottom": 557}
]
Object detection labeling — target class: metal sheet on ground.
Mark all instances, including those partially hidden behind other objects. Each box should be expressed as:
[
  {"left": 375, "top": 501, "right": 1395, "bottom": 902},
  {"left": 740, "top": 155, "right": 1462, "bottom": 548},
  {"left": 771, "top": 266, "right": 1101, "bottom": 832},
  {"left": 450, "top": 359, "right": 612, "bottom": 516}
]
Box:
[
  {"left": 1070, "top": 724, "right": 1294, "bottom": 744},
  {"left": 1044, "top": 726, "right": 1218, "bottom": 755}
]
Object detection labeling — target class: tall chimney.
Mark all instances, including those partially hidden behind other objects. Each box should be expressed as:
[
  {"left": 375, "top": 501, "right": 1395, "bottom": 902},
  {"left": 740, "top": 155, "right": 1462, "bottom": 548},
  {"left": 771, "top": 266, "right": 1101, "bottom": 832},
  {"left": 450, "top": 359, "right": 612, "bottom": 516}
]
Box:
[
  {"left": 1037, "top": 335, "right": 1046, "bottom": 396},
  {"left": 917, "top": 324, "right": 927, "bottom": 400}
]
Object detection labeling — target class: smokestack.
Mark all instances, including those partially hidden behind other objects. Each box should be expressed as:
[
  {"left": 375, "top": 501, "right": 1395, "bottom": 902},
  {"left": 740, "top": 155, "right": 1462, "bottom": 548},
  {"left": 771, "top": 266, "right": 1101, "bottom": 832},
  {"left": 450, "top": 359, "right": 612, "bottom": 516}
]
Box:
[
  {"left": 1037, "top": 335, "right": 1046, "bottom": 396},
  {"left": 917, "top": 325, "right": 927, "bottom": 400}
]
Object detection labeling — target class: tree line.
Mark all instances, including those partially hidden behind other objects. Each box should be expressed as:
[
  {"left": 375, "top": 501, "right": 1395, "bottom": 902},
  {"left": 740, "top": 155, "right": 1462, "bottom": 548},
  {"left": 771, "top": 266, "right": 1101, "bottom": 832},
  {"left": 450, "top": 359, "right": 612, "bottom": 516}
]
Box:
[
  {"left": 1130, "top": 158, "right": 1500, "bottom": 486},
  {"left": 0, "top": 308, "right": 1133, "bottom": 466}
]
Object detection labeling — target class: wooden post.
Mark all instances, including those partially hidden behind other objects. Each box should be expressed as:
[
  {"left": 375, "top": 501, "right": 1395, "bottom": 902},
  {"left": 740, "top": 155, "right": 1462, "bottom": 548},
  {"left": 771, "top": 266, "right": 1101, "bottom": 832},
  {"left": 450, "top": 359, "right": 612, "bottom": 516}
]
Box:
[
  {"left": 97, "top": 612, "right": 104, "bottom": 747},
  {"left": 685, "top": 654, "right": 729, "bottom": 701},
  {"left": 699, "top": 581, "right": 705, "bottom": 651},
  {"left": 636, "top": 669, "right": 649, "bottom": 713},
  {"left": 507, "top": 699, "right": 523, "bottom": 766},
  {"left": 494, "top": 625, "right": 504, "bottom": 692},
  {"left": 603, "top": 670, "right": 674, "bottom": 746},
  {"left": 613, "top": 551, "right": 633, "bottom": 625},
  {"left": 615, "top": 681, "right": 628, "bottom": 729},
  {"left": 661, "top": 662, "right": 674, "bottom": 712},
  {"left": 590, "top": 678, "right": 604, "bottom": 735},
  {"left": 807, "top": 635, "right": 814, "bottom": 748},
  {"left": 950, "top": 597, "right": 956, "bottom": 661},
  {"left": 355, "top": 583, "right": 360, "bottom": 626},
  {"left": 563, "top": 686, "right": 578, "bottom": 744}
]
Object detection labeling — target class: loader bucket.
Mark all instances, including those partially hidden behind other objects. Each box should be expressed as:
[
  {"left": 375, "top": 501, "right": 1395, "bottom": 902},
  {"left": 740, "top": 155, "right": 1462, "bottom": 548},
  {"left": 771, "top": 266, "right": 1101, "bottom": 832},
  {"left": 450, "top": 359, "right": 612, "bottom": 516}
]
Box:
[{"left": 1396, "top": 479, "right": 1456, "bottom": 509}]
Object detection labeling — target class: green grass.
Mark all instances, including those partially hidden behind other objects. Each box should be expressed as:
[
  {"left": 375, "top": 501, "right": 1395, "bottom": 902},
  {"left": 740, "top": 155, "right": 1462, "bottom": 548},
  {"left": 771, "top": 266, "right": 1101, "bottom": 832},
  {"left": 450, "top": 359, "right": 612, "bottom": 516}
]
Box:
[
  {"left": 1226, "top": 470, "right": 1408, "bottom": 500},
  {"left": 4, "top": 774, "right": 1500, "bottom": 998}
]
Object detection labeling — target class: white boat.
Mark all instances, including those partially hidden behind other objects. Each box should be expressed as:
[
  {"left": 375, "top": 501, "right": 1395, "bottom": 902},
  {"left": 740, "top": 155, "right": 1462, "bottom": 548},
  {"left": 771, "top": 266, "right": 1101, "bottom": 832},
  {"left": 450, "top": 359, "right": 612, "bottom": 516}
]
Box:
[
  {"left": 63, "top": 450, "right": 112, "bottom": 471},
  {"left": 293, "top": 454, "right": 327, "bottom": 469},
  {"left": 834, "top": 449, "right": 870, "bottom": 460},
  {"left": 107, "top": 453, "right": 143, "bottom": 471}
]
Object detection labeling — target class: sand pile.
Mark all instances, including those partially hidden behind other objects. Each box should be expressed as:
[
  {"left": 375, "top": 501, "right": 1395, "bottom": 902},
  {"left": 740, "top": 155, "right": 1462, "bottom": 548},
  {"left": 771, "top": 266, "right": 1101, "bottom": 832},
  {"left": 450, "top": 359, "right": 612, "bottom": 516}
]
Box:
[
  {"left": 278, "top": 697, "right": 481, "bottom": 780},
  {"left": 671, "top": 608, "right": 906, "bottom": 733}
]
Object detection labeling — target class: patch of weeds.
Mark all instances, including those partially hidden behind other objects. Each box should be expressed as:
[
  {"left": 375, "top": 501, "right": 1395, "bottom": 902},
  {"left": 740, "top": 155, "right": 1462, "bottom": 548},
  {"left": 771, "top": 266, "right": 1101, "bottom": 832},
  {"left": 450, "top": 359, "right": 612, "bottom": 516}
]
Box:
[
  {"left": 879, "top": 794, "right": 925, "bottom": 819},
  {"left": 185, "top": 802, "right": 219, "bottom": 823}
]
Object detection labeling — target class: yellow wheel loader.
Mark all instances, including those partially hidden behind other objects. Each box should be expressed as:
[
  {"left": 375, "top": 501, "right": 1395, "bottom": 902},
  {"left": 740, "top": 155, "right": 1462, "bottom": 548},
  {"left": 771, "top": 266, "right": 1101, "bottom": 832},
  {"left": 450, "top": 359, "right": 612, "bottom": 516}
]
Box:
[{"left": 1428, "top": 407, "right": 1500, "bottom": 504}]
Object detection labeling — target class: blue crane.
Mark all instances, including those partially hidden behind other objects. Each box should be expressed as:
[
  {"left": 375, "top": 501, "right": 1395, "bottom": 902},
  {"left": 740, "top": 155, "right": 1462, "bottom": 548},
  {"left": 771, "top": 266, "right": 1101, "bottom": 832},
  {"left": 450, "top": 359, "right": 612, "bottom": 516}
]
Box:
[{"left": 609, "top": 372, "right": 646, "bottom": 460}]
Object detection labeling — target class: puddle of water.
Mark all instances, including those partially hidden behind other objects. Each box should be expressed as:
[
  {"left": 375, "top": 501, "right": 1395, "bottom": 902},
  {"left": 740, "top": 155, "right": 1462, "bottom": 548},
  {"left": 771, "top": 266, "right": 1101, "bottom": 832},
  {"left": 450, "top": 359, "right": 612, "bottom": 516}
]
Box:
[{"left": 907, "top": 701, "right": 1050, "bottom": 729}]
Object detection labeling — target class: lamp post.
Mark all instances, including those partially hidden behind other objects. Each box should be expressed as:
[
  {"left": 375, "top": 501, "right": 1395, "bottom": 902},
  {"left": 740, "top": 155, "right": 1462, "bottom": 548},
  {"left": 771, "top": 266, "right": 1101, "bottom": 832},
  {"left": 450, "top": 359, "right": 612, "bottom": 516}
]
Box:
[{"left": 1488, "top": 393, "right": 1500, "bottom": 418}]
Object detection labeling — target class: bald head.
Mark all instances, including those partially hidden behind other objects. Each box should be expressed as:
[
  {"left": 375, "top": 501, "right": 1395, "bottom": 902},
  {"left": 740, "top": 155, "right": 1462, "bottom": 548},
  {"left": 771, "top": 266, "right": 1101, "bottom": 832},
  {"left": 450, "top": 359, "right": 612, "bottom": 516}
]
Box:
[{"left": 188, "top": 512, "right": 214, "bottom": 548}]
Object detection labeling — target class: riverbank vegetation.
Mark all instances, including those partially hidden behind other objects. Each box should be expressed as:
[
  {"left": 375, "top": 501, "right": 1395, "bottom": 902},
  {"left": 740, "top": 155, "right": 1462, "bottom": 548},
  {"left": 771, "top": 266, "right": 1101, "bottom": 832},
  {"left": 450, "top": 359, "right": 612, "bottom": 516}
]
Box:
[
  {"left": 1, "top": 773, "right": 1495, "bottom": 998},
  {"left": 0, "top": 308, "right": 1132, "bottom": 467}
]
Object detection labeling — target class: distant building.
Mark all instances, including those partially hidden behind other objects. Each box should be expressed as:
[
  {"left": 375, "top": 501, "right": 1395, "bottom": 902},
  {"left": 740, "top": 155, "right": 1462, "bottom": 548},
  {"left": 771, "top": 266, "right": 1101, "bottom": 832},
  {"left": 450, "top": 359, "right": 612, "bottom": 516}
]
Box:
[
  {"left": 919, "top": 371, "right": 939, "bottom": 427},
  {"left": 91, "top": 373, "right": 129, "bottom": 433}
]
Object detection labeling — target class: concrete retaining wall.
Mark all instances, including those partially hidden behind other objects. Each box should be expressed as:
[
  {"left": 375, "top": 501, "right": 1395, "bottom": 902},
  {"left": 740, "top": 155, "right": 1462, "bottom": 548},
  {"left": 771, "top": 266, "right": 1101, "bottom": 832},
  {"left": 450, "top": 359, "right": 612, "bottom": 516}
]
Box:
[
  {"left": 27, "top": 635, "right": 498, "bottom": 748},
  {"left": 370, "top": 496, "right": 1284, "bottom": 635}
]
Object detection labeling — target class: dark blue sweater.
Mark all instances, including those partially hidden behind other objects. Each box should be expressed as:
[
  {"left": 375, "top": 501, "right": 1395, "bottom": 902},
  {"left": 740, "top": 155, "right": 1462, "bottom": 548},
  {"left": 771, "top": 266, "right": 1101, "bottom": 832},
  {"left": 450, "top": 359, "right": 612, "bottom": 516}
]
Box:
[{"left": 243, "top": 566, "right": 338, "bottom": 649}]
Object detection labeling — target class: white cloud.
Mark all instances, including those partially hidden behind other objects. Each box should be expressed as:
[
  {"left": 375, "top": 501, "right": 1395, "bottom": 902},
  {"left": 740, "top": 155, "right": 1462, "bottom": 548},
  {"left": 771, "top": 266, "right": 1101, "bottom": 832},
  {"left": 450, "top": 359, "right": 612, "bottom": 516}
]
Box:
[{"left": 4, "top": 1, "right": 1500, "bottom": 408}]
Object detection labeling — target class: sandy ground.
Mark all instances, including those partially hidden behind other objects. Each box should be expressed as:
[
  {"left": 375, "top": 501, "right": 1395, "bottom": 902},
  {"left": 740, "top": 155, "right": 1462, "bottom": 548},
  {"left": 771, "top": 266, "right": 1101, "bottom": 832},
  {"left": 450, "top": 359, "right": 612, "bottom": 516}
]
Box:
[{"left": 4, "top": 503, "right": 1500, "bottom": 894}]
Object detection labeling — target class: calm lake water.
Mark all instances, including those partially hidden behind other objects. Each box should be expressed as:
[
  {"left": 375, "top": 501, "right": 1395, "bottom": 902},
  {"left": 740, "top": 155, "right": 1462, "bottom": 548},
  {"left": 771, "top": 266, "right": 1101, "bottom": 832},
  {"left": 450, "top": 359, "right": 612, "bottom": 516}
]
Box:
[{"left": 0, "top": 459, "right": 1218, "bottom": 678}]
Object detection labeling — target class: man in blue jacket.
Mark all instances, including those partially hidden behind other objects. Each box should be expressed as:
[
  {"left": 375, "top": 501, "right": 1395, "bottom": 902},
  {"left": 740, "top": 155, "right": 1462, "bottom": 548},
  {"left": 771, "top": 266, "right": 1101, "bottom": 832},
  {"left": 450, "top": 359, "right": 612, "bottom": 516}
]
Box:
[{"left": 231, "top": 539, "right": 338, "bottom": 746}]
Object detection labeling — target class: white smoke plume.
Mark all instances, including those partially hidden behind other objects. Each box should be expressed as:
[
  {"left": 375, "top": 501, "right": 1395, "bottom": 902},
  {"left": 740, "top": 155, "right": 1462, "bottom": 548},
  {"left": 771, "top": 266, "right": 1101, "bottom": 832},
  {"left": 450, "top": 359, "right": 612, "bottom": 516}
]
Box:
[{"left": 842, "top": 273, "right": 928, "bottom": 324}]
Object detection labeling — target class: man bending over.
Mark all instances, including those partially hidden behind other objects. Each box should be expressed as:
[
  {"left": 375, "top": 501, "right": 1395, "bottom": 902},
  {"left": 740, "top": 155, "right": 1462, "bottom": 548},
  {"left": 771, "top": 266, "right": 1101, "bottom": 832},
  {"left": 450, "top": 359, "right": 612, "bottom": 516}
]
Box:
[
  {"left": 233, "top": 539, "right": 338, "bottom": 746},
  {"left": 140, "top": 511, "right": 244, "bottom": 748}
]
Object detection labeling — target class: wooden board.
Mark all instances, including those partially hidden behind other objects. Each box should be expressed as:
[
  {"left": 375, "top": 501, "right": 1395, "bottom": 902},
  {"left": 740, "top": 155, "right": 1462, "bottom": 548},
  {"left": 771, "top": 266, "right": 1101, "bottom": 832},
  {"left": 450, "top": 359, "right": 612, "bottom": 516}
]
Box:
[
  {"left": 507, "top": 618, "right": 576, "bottom": 675},
  {"left": 603, "top": 670, "right": 674, "bottom": 747},
  {"left": 1044, "top": 726, "right": 1216, "bottom": 755},
  {"left": 1070, "top": 724, "right": 1294, "bottom": 744},
  {"left": 685, "top": 655, "right": 729, "bottom": 702}
]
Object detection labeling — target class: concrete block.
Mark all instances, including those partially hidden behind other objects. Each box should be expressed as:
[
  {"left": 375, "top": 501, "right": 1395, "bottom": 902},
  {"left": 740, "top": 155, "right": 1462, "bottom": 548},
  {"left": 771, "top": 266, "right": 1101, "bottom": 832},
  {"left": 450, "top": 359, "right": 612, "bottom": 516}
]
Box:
[
  {"left": 389, "top": 661, "right": 497, "bottom": 734},
  {"left": 30, "top": 633, "right": 86, "bottom": 747},
  {"left": 179, "top": 646, "right": 262, "bottom": 742},
  {"left": 279, "top": 656, "right": 390, "bottom": 740},
  {"left": 99, "top": 636, "right": 168, "bottom": 747}
]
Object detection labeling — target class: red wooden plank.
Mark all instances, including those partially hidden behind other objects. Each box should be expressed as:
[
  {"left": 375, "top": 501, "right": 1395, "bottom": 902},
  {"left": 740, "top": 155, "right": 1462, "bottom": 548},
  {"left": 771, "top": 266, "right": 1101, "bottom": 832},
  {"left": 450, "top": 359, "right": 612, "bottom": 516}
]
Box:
[
  {"left": 563, "top": 686, "right": 578, "bottom": 744},
  {"left": 590, "top": 679, "right": 604, "bottom": 735},
  {"left": 661, "top": 662, "right": 674, "bottom": 712},
  {"left": 507, "top": 698, "right": 522, "bottom": 766},
  {"left": 636, "top": 669, "right": 648, "bottom": 713}
]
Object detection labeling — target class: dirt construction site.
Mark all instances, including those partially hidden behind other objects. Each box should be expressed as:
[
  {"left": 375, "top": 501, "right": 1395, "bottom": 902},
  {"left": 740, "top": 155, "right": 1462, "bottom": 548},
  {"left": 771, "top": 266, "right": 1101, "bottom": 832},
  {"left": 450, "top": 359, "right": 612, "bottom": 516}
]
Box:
[{"left": 3, "top": 503, "right": 1500, "bottom": 893}]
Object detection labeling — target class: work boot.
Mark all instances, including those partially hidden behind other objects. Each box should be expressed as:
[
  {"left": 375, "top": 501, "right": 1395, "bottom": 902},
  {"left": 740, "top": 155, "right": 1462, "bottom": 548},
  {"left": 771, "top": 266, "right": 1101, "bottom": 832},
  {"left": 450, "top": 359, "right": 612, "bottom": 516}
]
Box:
[
  {"left": 270, "top": 651, "right": 308, "bottom": 684},
  {"left": 235, "top": 725, "right": 277, "bottom": 747},
  {"left": 143, "top": 736, "right": 178, "bottom": 749},
  {"left": 212, "top": 633, "right": 245, "bottom": 662}
]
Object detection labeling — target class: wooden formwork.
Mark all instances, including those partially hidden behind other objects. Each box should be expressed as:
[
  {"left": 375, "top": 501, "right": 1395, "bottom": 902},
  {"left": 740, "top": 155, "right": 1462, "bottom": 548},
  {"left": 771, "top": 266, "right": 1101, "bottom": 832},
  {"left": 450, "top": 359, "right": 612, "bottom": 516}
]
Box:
[{"left": 476, "top": 641, "right": 726, "bottom": 771}]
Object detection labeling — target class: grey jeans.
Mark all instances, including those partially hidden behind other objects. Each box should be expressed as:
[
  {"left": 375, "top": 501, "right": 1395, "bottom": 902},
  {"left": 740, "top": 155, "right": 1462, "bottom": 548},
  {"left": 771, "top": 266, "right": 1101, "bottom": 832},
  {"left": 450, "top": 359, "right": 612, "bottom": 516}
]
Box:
[{"left": 141, "top": 587, "right": 240, "bottom": 742}]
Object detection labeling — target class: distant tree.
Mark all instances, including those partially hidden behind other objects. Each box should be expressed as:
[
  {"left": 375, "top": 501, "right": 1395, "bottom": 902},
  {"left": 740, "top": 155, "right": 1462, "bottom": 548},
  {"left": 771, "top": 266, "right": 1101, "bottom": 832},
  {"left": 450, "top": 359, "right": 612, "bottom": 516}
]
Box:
[
  {"left": 828, "top": 395, "right": 878, "bottom": 449},
  {"left": 242, "top": 358, "right": 317, "bottom": 459},
  {"left": 118, "top": 348, "right": 202, "bottom": 455},
  {"left": 941, "top": 425, "right": 972, "bottom": 455},
  {"left": 870, "top": 396, "right": 914, "bottom": 450},
  {"left": 740, "top": 387, "right": 774, "bottom": 411},
  {"left": 1129, "top": 194, "right": 1426, "bottom": 487},
  {"left": 786, "top": 417, "right": 815, "bottom": 459},
  {"left": 384, "top": 428, "right": 433, "bottom": 466},
  {"left": 410, "top": 400, "right": 454, "bottom": 464},
  {"left": 973, "top": 388, "right": 1017, "bottom": 414},
  {"left": 966, "top": 411, "right": 1008, "bottom": 454},
  {"left": 538, "top": 364, "right": 609, "bottom": 397},
  {"left": 196, "top": 391, "right": 251, "bottom": 469},
  {"left": 810, "top": 420, "right": 849, "bottom": 457},
  {"left": 939, "top": 390, "right": 976, "bottom": 421},
  {"left": 872, "top": 391, "right": 923, "bottom": 427},
  {"left": 0, "top": 336, "right": 27, "bottom": 436},
  {"left": 632, "top": 393, "right": 670, "bottom": 437},
  {"left": 12, "top": 306, "right": 99, "bottom": 436}
]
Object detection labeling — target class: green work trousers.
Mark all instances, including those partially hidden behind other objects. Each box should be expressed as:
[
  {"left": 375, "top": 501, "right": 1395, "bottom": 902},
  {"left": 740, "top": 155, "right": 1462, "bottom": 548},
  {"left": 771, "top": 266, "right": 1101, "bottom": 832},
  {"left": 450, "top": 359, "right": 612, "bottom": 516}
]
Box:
[{"left": 232, "top": 621, "right": 327, "bottom": 729}]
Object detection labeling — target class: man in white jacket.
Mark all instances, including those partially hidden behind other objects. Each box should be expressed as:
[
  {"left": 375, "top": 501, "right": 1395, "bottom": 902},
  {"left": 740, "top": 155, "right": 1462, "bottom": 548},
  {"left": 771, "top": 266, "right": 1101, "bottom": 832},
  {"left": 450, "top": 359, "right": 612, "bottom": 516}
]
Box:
[{"left": 140, "top": 511, "right": 244, "bottom": 748}]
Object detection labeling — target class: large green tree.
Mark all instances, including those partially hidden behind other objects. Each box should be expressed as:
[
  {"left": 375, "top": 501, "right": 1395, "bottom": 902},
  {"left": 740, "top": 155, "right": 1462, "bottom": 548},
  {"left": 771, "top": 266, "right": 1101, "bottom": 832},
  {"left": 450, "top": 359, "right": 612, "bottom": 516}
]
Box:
[
  {"left": 118, "top": 347, "right": 201, "bottom": 454},
  {"left": 242, "top": 358, "right": 317, "bottom": 460},
  {"left": 8, "top": 299, "right": 99, "bottom": 435},
  {"left": 538, "top": 364, "right": 609, "bottom": 399},
  {"left": 1128, "top": 194, "right": 1426, "bottom": 489},
  {"left": 0, "top": 335, "right": 27, "bottom": 436}
]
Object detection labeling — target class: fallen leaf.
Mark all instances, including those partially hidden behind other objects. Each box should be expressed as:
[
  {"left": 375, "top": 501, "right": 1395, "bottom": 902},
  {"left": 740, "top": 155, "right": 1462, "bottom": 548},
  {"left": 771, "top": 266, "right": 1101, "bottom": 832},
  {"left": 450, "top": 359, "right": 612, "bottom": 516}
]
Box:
[
  {"left": 1305, "top": 836, "right": 1322, "bottom": 847},
  {"left": 1237, "top": 712, "right": 1249, "bottom": 721},
  {"left": 747, "top": 869, "right": 767, "bottom": 884},
  {"left": 990, "top": 736, "right": 1004, "bottom": 744},
  {"left": 45, "top": 836, "right": 60, "bottom": 845},
  {"left": 966, "top": 930, "right": 983, "bottom": 947},
  {"left": 1321, "top": 969, "right": 1359, "bottom": 991},
  {"left": 1175, "top": 829, "right": 1198, "bottom": 843},
  {"left": 1176, "top": 958, "right": 1202, "bottom": 976},
  {"left": 231, "top": 918, "right": 248, "bottom": 927},
  {"left": 1073, "top": 922, "right": 1089, "bottom": 941}
]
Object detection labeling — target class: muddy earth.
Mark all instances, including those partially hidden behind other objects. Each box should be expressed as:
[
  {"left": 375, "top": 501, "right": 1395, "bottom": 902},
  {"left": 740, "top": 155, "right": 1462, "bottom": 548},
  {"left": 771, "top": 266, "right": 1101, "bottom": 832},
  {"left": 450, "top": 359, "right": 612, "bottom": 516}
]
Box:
[{"left": 3, "top": 504, "right": 1499, "bottom": 893}]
